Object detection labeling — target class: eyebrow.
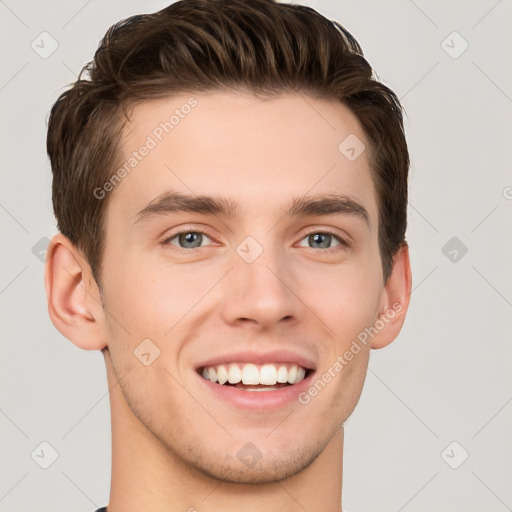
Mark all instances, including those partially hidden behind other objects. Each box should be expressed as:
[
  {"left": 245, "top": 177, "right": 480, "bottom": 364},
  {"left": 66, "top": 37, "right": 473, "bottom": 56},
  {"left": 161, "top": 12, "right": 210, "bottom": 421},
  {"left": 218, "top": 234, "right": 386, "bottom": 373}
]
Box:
[{"left": 134, "top": 190, "right": 370, "bottom": 227}]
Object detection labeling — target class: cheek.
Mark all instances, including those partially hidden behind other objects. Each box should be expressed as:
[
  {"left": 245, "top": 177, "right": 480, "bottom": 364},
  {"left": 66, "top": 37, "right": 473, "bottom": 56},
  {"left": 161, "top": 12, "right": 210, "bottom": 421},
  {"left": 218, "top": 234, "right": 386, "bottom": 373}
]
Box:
[
  {"left": 293, "top": 256, "right": 383, "bottom": 339},
  {"left": 101, "top": 256, "right": 220, "bottom": 339}
]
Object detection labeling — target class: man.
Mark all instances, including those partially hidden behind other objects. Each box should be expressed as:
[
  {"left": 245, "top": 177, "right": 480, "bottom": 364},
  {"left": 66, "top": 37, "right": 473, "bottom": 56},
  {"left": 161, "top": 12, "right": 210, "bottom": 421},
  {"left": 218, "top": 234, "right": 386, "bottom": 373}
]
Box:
[{"left": 44, "top": 0, "right": 412, "bottom": 510}]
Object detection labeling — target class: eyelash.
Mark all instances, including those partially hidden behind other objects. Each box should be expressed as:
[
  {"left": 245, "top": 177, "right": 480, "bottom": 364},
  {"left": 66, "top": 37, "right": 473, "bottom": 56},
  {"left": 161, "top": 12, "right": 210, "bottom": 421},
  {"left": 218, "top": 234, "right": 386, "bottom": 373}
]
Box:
[
  {"left": 161, "top": 228, "right": 349, "bottom": 252},
  {"left": 300, "top": 229, "right": 349, "bottom": 251}
]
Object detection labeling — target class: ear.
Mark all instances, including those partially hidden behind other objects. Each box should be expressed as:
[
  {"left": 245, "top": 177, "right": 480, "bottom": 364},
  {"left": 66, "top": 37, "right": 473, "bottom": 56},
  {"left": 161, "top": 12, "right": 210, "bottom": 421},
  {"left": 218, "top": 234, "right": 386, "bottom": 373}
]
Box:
[
  {"left": 44, "top": 233, "right": 108, "bottom": 350},
  {"left": 370, "top": 242, "right": 412, "bottom": 349}
]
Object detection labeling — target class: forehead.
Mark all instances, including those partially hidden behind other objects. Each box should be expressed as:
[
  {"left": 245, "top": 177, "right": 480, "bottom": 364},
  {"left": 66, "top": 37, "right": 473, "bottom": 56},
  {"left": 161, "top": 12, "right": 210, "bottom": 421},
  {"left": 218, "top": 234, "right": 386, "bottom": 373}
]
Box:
[{"left": 107, "top": 91, "right": 378, "bottom": 226}]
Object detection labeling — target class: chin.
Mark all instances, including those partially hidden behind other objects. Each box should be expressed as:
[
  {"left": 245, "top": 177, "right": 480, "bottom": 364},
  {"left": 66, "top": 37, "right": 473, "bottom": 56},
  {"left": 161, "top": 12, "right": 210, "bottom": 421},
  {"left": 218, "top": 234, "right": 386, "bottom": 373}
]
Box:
[{"left": 167, "top": 434, "right": 327, "bottom": 485}]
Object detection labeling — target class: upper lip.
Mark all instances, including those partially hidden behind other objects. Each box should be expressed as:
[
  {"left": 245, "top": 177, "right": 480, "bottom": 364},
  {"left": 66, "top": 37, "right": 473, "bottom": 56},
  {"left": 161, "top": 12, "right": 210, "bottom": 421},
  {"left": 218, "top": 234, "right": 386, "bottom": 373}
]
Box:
[{"left": 195, "top": 349, "right": 317, "bottom": 372}]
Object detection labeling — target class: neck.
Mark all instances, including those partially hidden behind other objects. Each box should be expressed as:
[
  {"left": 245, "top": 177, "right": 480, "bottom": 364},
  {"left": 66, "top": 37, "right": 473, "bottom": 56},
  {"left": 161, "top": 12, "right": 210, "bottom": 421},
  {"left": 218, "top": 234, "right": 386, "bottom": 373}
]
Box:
[{"left": 104, "top": 353, "right": 344, "bottom": 512}]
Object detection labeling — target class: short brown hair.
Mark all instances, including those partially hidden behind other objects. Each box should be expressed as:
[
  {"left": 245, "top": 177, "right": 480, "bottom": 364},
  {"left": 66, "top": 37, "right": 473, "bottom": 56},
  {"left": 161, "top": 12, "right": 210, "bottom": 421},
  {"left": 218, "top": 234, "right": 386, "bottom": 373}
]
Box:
[{"left": 47, "top": 0, "right": 409, "bottom": 287}]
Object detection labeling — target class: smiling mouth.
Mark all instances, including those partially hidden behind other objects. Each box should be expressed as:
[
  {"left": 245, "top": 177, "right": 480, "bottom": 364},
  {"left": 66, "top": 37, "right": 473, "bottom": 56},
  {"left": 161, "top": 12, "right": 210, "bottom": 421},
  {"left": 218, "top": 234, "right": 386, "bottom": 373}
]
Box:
[{"left": 197, "top": 362, "right": 313, "bottom": 391}]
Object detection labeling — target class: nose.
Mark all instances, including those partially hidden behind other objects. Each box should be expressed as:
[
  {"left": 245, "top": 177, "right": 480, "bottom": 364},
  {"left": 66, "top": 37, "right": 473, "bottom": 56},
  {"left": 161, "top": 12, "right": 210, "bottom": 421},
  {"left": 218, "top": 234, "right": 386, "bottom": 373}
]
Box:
[{"left": 219, "top": 243, "right": 304, "bottom": 331}]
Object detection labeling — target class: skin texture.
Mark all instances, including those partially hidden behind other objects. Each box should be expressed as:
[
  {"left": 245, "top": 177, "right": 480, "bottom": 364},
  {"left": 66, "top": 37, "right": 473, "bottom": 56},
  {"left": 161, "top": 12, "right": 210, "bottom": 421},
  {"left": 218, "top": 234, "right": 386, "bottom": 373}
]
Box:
[{"left": 45, "top": 91, "right": 412, "bottom": 512}]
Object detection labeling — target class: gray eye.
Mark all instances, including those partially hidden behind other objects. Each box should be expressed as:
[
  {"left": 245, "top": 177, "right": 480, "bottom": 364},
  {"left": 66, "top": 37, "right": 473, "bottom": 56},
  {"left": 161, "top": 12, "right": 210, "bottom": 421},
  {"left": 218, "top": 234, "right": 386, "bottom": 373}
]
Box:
[
  {"left": 299, "top": 232, "right": 342, "bottom": 249},
  {"left": 168, "top": 232, "right": 212, "bottom": 248}
]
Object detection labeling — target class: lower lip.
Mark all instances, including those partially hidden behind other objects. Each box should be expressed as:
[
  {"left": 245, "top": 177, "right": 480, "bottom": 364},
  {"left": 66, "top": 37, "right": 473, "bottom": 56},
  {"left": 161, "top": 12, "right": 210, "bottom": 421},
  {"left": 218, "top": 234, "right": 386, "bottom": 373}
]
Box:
[{"left": 196, "top": 370, "right": 315, "bottom": 411}]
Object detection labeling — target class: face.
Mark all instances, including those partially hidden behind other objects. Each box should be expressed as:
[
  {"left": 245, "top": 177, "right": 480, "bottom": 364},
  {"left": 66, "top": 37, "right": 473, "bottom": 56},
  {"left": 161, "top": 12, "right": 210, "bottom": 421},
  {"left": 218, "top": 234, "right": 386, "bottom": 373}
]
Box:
[{"left": 99, "top": 91, "right": 386, "bottom": 483}]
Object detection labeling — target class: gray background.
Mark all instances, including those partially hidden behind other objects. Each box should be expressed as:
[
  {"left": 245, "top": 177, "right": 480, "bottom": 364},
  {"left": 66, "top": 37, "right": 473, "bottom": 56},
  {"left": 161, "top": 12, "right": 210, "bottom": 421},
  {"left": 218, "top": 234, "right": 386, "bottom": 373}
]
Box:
[{"left": 1, "top": 0, "right": 511, "bottom": 511}]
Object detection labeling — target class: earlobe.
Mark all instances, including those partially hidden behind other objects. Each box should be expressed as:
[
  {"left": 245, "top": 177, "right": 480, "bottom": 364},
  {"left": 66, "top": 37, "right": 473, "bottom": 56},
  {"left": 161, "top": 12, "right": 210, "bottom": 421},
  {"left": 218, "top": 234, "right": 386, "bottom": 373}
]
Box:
[
  {"left": 44, "top": 233, "right": 107, "bottom": 351},
  {"left": 370, "top": 242, "right": 412, "bottom": 349}
]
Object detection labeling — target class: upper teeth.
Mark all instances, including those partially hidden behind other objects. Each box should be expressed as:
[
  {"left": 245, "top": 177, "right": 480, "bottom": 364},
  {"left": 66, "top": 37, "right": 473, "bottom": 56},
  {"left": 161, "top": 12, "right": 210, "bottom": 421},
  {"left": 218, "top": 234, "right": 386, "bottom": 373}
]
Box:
[{"left": 200, "top": 363, "right": 307, "bottom": 385}]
